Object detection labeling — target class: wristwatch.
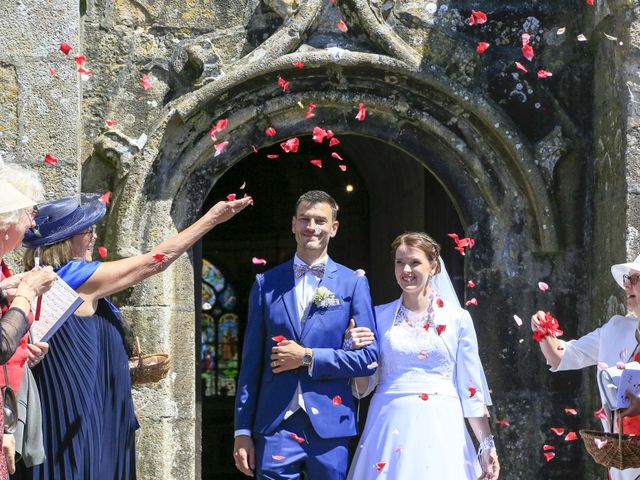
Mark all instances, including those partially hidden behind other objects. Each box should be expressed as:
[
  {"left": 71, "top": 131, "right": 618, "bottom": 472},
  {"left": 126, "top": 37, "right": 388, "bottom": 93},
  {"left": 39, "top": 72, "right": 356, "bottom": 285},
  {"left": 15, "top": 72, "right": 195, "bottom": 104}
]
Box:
[{"left": 302, "top": 348, "right": 313, "bottom": 367}]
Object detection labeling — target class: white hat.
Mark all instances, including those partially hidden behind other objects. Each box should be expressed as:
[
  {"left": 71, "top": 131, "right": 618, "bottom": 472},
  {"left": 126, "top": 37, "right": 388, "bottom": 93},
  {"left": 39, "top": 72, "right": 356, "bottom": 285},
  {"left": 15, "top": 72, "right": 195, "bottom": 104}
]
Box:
[
  {"left": 0, "top": 179, "right": 36, "bottom": 215},
  {"left": 611, "top": 254, "right": 640, "bottom": 288}
]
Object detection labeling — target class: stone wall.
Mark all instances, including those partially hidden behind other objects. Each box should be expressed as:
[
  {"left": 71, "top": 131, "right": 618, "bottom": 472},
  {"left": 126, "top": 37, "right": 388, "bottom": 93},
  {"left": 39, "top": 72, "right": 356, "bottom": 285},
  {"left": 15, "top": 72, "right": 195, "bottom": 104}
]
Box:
[{"left": 1, "top": 0, "right": 639, "bottom": 478}]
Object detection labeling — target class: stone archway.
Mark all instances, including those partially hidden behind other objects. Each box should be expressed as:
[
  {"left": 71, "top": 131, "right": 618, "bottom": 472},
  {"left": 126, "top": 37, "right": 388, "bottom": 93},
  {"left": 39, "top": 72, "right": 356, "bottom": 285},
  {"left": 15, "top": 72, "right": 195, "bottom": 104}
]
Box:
[{"left": 103, "top": 53, "right": 563, "bottom": 479}]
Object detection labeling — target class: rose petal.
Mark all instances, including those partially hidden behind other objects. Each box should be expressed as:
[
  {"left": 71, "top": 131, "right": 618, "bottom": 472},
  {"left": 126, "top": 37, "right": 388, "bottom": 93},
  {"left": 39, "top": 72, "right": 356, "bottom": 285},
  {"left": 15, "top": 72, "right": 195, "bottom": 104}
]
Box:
[
  {"left": 99, "top": 191, "right": 112, "bottom": 205},
  {"left": 338, "top": 165, "right": 347, "bottom": 172},
  {"left": 140, "top": 74, "right": 152, "bottom": 90},
  {"left": 476, "top": 42, "right": 490, "bottom": 54},
  {"left": 550, "top": 427, "right": 565, "bottom": 436},
  {"left": 277, "top": 76, "right": 290, "bottom": 92},
  {"left": 290, "top": 433, "right": 305, "bottom": 444},
  {"left": 267, "top": 154, "right": 280, "bottom": 159},
  {"left": 496, "top": 419, "right": 510, "bottom": 426},
  {"left": 44, "top": 153, "right": 58, "bottom": 165},
  {"left": 521, "top": 33, "right": 531, "bottom": 46},
  {"left": 537, "top": 69, "right": 553, "bottom": 79},
  {"left": 312, "top": 126, "right": 328, "bottom": 143},
  {"left": 543, "top": 444, "right": 555, "bottom": 451},
  {"left": 436, "top": 325, "right": 446, "bottom": 335},
  {"left": 355, "top": 102, "right": 366, "bottom": 121},
  {"left": 467, "top": 280, "right": 476, "bottom": 288},
  {"left": 469, "top": 386, "right": 477, "bottom": 397},
  {"left": 59, "top": 42, "right": 73, "bottom": 55},
  {"left": 152, "top": 253, "right": 165, "bottom": 263},
  {"left": 73, "top": 54, "right": 86, "bottom": 66},
  {"left": 515, "top": 61, "right": 529, "bottom": 73},
  {"left": 226, "top": 193, "right": 237, "bottom": 201},
  {"left": 594, "top": 407, "right": 608, "bottom": 421},
  {"left": 272, "top": 335, "right": 287, "bottom": 343},
  {"left": 331, "top": 152, "right": 344, "bottom": 161},
  {"left": 465, "top": 298, "right": 478, "bottom": 307},
  {"left": 332, "top": 395, "right": 342, "bottom": 405},
  {"left": 98, "top": 246, "right": 107, "bottom": 259},
  {"left": 538, "top": 281, "right": 550, "bottom": 292},
  {"left": 310, "top": 159, "right": 323, "bottom": 168},
  {"left": 49, "top": 66, "right": 56, "bottom": 76},
  {"left": 418, "top": 393, "right": 429, "bottom": 401},
  {"left": 214, "top": 141, "right": 229, "bottom": 157},
  {"left": 252, "top": 257, "right": 267, "bottom": 265},
  {"left": 436, "top": 298, "right": 444, "bottom": 308},
  {"left": 272, "top": 455, "right": 286, "bottom": 461},
  {"left": 544, "top": 452, "right": 555, "bottom": 462},
  {"left": 265, "top": 127, "right": 277, "bottom": 137},
  {"left": 329, "top": 137, "right": 341, "bottom": 147},
  {"left": 564, "top": 431, "right": 578, "bottom": 441},
  {"left": 513, "top": 314, "right": 523, "bottom": 327},
  {"left": 521, "top": 44, "right": 535, "bottom": 61},
  {"left": 293, "top": 60, "right": 305, "bottom": 69},
  {"left": 375, "top": 462, "right": 386, "bottom": 472},
  {"left": 337, "top": 20, "right": 348, "bottom": 33},
  {"left": 280, "top": 137, "right": 300, "bottom": 153},
  {"left": 564, "top": 408, "right": 578, "bottom": 415},
  {"left": 105, "top": 119, "right": 118, "bottom": 127},
  {"left": 418, "top": 350, "right": 429, "bottom": 360}
]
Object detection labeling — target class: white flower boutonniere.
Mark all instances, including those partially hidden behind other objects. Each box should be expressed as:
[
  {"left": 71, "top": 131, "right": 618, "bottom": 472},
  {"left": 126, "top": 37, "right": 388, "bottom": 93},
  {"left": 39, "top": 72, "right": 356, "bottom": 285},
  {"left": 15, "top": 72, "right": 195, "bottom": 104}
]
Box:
[{"left": 312, "top": 286, "right": 340, "bottom": 308}]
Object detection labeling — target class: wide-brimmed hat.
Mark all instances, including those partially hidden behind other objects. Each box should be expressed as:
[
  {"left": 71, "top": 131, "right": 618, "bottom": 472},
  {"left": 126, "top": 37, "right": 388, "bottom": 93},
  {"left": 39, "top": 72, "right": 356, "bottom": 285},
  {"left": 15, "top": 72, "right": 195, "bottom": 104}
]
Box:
[
  {"left": 0, "top": 179, "right": 37, "bottom": 215},
  {"left": 611, "top": 255, "right": 640, "bottom": 288},
  {"left": 22, "top": 194, "right": 107, "bottom": 248}
]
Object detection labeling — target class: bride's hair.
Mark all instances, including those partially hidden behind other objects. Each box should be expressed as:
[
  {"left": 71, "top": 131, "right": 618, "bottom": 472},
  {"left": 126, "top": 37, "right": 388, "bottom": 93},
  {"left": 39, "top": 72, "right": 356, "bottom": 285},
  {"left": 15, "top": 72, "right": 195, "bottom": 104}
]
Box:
[{"left": 391, "top": 232, "right": 441, "bottom": 274}]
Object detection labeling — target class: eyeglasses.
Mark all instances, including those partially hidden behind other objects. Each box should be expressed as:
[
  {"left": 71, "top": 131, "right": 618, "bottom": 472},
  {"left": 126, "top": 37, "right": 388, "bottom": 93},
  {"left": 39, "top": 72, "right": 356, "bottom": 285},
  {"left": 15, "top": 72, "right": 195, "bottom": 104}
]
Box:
[
  {"left": 76, "top": 227, "right": 95, "bottom": 237},
  {"left": 623, "top": 274, "right": 640, "bottom": 286},
  {"left": 24, "top": 206, "right": 38, "bottom": 222}
]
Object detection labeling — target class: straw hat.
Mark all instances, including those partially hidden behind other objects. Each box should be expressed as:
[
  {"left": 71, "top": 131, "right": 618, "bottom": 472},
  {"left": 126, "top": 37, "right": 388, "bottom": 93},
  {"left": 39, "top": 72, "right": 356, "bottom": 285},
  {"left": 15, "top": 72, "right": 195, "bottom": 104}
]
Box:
[
  {"left": 611, "top": 255, "right": 640, "bottom": 288},
  {"left": 0, "top": 179, "right": 36, "bottom": 215}
]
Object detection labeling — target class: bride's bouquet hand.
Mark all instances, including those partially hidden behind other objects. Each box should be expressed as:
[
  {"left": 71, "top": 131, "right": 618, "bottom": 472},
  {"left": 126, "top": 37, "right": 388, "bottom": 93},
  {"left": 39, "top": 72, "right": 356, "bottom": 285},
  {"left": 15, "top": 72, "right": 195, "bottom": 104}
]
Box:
[
  {"left": 343, "top": 318, "right": 374, "bottom": 350},
  {"left": 478, "top": 448, "right": 500, "bottom": 480}
]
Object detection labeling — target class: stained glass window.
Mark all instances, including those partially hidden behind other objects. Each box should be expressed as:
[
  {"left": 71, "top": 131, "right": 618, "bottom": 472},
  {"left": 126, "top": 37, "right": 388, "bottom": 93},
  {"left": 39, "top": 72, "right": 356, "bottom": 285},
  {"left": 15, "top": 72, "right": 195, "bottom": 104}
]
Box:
[{"left": 201, "top": 259, "right": 239, "bottom": 397}]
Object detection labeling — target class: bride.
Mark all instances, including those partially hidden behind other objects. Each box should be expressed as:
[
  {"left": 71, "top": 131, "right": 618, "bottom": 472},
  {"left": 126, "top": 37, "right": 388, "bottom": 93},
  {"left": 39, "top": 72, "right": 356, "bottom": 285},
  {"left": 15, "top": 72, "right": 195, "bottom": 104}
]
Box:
[{"left": 346, "top": 232, "right": 500, "bottom": 479}]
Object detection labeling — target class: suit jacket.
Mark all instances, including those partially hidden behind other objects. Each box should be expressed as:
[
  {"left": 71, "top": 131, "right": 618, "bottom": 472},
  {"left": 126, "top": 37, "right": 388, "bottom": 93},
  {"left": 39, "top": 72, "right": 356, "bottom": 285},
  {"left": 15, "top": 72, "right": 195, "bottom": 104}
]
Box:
[{"left": 234, "top": 257, "right": 378, "bottom": 439}]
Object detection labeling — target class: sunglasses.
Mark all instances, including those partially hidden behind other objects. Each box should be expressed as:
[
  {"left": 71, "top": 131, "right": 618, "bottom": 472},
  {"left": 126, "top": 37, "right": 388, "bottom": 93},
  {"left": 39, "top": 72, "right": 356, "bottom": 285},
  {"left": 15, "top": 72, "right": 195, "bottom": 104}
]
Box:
[{"left": 623, "top": 274, "right": 640, "bottom": 286}]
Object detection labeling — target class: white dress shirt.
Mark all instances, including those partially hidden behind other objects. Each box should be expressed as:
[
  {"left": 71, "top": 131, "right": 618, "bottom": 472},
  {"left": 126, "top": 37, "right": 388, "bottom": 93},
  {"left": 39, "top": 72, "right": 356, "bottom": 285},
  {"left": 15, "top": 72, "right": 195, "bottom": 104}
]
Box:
[{"left": 234, "top": 254, "right": 326, "bottom": 438}]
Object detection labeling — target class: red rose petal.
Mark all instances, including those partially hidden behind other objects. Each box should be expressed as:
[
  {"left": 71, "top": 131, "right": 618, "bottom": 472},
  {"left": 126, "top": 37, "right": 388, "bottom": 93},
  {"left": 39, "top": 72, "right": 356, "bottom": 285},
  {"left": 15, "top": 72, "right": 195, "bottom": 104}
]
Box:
[
  {"left": 337, "top": 20, "right": 348, "bottom": 33},
  {"left": 418, "top": 393, "right": 429, "bottom": 401},
  {"left": 277, "top": 76, "right": 290, "bottom": 92},
  {"left": 272, "top": 335, "right": 287, "bottom": 343},
  {"left": 332, "top": 395, "right": 342, "bottom": 405},
  {"left": 267, "top": 154, "right": 280, "bottom": 159},
  {"left": 252, "top": 257, "right": 267, "bottom": 265},
  {"left": 280, "top": 137, "right": 300, "bottom": 153},
  {"left": 272, "top": 455, "right": 286, "bottom": 461},
  {"left": 521, "top": 44, "right": 535, "bottom": 61},
  {"left": 564, "top": 408, "right": 578, "bottom": 415},
  {"left": 515, "top": 61, "right": 529, "bottom": 73},
  {"left": 312, "top": 126, "right": 328, "bottom": 143},
  {"left": 476, "top": 42, "right": 490, "bottom": 54},
  {"left": 375, "top": 462, "right": 386, "bottom": 472},
  {"left": 329, "top": 137, "right": 341, "bottom": 147},
  {"left": 44, "top": 153, "right": 58, "bottom": 165},
  {"left": 465, "top": 298, "right": 478, "bottom": 307},
  {"left": 467, "top": 280, "right": 476, "bottom": 288},
  {"left": 550, "top": 427, "right": 565, "bottom": 436},
  {"left": 105, "top": 119, "right": 118, "bottom": 127},
  {"left": 355, "top": 102, "right": 366, "bottom": 121},
  {"left": 594, "top": 407, "right": 608, "bottom": 421},
  {"left": 436, "top": 325, "right": 446, "bottom": 335},
  {"left": 331, "top": 152, "right": 344, "bottom": 161},
  {"left": 306, "top": 103, "right": 316, "bottom": 119},
  {"left": 98, "top": 246, "right": 107, "bottom": 259},
  {"left": 292, "top": 60, "right": 305, "bottom": 69},
  {"left": 226, "top": 193, "right": 237, "bottom": 201},
  {"left": 538, "top": 281, "right": 550, "bottom": 291},
  {"left": 310, "top": 159, "right": 323, "bottom": 168},
  {"left": 265, "top": 127, "right": 277, "bottom": 137},
  {"left": 140, "top": 74, "right": 152, "bottom": 90},
  {"left": 521, "top": 33, "right": 531, "bottom": 46},
  {"left": 537, "top": 69, "right": 553, "bottom": 79},
  {"left": 99, "top": 191, "right": 112, "bottom": 205},
  {"left": 290, "top": 433, "right": 305, "bottom": 444},
  {"left": 214, "top": 141, "right": 229, "bottom": 157},
  {"left": 73, "top": 54, "right": 86, "bottom": 66},
  {"left": 496, "top": 419, "right": 510, "bottom": 426},
  {"left": 544, "top": 452, "right": 555, "bottom": 462},
  {"left": 152, "top": 253, "right": 165, "bottom": 263},
  {"left": 338, "top": 165, "right": 347, "bottom": 172},
  {"left": 49, "top": 66, "right": 56, "bottom": 76},
  {"left": 469, "top": 10, "right": 487, "bottom": 25},
  {"left": 543, "top": 444, "right": 555, "bottom": 451},
  {"left": 59, "top": 42, "right": 73, "bottom": 55},
  {"left": 423, "top": 323, "right": 430, "bottom": 333},
  {"left": 436, "top": 298, "right": 444, "bottom": 308},
  {"left": 469, "top": 386, "right": 477, "bottom": 397},
  {"left": 565, "top": 431, "right": 578, "bottom": 441}
]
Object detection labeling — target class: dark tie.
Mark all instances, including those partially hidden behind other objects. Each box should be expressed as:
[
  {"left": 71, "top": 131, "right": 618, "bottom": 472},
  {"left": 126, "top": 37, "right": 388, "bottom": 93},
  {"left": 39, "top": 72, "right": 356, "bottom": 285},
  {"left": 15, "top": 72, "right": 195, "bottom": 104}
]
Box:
[{"left": 293, "top": 263, "right": 325, "bottom": 279}]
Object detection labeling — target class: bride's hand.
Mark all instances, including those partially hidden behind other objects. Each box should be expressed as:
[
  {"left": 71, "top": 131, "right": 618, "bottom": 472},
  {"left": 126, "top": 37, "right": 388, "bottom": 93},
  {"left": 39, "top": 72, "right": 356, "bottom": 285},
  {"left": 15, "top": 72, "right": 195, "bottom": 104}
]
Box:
[
  {"left": 343, "top": 318, "right": 374, "bottom": 350},
  {"left": 479, "top": 448, "right": 499, "bottom": 480}
]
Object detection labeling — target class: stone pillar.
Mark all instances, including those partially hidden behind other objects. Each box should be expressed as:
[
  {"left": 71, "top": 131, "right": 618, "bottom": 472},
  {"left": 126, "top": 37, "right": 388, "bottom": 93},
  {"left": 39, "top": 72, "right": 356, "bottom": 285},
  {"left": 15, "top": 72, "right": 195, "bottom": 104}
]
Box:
[{"left": 0, "top": 0, "right": 81, "bottom": 199}]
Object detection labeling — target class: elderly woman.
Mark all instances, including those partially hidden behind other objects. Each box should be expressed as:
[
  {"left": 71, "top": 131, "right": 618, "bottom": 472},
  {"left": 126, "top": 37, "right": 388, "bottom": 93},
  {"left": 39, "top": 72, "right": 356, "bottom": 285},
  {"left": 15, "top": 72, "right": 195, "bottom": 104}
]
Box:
[
  {"left": 0, "top": 166, "right": 57, "bottom": 478},
  {"left": 20, "top": 192, "right": 251, "bottom": 480},
  {"left": 532, "top": 254, "right": 640, "bottom": 480},
  {"left": 347, "top": 232, "right": 499, "bottom": 479}
]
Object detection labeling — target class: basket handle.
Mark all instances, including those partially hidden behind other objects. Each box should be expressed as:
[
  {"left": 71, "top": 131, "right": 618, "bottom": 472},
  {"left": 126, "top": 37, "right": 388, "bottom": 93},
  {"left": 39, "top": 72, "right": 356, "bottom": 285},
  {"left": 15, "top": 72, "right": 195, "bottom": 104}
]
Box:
[
  {"left": 598, "top": 369, "right": 617, "bottom": 433},
  {"left": 135, "top": 336, "right": 143, "bottom": 367}
]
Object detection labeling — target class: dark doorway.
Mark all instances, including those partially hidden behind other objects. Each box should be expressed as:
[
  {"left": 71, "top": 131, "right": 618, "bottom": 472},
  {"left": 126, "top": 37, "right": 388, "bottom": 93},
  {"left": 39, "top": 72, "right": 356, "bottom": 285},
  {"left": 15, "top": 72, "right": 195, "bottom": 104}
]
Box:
[{"left": 197, "top": 135, "right": 463, "bottom": 479}]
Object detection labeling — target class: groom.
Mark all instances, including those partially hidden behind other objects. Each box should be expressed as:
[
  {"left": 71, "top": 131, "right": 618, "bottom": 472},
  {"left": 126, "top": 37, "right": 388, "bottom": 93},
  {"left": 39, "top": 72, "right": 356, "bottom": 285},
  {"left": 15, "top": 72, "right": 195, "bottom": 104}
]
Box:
[{"left": 233, "top": 190, "right": 378, "bottom": 479}]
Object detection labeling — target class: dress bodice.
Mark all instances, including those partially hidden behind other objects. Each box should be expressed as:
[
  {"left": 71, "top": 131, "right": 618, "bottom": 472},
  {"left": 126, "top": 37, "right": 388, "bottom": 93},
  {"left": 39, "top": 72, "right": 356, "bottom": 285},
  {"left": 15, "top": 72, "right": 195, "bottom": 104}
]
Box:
[{"left": 377, "top": 305, "right": 456, "bottom": 394}]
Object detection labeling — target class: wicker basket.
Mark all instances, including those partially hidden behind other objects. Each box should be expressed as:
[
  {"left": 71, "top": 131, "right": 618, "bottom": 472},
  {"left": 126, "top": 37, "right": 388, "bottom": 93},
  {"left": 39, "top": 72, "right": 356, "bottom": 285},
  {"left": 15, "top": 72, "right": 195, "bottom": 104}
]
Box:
[
  {"left": 129, "top": 337, "right": 171, "bottom": 385},
  {"left": 581, "top": 416, "right": 640, "bottom": 470}
]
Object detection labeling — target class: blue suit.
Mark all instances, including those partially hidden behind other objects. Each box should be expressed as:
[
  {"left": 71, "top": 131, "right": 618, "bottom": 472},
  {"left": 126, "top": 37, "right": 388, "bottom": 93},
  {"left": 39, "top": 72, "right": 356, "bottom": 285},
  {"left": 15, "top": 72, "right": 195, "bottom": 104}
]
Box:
[{"left": 235, "top": 257, "right": 378, "bottom": 479}]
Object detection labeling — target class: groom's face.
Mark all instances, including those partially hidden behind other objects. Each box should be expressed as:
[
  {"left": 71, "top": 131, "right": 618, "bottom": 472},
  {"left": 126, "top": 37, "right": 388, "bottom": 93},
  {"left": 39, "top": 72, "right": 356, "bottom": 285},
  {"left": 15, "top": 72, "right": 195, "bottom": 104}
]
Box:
[{"left": 291, "top": 201, "right": 339, "bottom": 255}]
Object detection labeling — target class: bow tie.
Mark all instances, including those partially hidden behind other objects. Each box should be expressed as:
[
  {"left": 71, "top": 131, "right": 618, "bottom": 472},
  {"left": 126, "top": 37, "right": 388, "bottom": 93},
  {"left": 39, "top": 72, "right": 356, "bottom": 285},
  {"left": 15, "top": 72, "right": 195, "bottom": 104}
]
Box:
[{"left": 293, "top": 263, "right": 325, "bottom": 279}]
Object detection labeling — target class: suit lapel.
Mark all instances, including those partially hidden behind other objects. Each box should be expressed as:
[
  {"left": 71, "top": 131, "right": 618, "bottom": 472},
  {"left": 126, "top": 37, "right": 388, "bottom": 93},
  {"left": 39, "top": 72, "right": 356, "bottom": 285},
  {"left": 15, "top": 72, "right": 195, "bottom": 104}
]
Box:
[
  {"left": 300, "top": 257, "right": 338, "bottom": 344},
  {"left": 275, "top": 260, "right": 301, "bottom": 341}
]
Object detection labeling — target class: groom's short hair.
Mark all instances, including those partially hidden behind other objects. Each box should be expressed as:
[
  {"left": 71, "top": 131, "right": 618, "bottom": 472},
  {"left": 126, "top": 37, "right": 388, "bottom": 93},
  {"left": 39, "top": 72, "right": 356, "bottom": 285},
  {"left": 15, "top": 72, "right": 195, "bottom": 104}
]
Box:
[{"left": 295, "top": 190, "right": 339, "bottom": 221}]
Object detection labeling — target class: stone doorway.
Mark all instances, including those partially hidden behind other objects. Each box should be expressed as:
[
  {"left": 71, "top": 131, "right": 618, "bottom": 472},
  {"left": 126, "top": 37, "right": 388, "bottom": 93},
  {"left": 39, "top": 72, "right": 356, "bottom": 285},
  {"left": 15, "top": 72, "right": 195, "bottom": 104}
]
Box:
[{"left": 195, "top": 134, "right": 464, "bottom": 479}]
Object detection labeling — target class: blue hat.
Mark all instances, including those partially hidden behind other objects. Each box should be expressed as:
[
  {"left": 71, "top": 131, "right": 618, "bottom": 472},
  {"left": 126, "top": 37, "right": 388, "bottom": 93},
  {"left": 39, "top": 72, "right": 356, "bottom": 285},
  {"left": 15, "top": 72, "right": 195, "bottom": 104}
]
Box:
[{"left": 22, "top": 194, "right": 107, "bottom": 248}]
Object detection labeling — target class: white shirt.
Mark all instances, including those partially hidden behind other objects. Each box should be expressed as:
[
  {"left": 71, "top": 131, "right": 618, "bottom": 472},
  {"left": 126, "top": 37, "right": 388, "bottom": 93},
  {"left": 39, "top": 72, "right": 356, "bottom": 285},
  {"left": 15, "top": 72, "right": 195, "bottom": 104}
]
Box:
[{"left": 234, "top": 254, "right": 326, "bottom": 438}]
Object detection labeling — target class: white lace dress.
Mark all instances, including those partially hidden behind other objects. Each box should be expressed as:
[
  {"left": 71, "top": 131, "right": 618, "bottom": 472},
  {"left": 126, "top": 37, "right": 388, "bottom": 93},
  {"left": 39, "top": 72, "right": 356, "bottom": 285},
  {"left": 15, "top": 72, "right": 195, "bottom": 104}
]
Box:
[{"left": 347, "top": 297, "right": 492, "bottom": 479}]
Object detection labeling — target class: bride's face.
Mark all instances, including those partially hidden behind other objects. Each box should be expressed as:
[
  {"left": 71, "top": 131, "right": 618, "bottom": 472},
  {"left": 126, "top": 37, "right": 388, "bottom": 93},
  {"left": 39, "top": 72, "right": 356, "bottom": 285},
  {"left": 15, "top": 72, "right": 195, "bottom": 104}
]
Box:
[{"left": 394, "top": 244, "right": 437, "bottom": 295}]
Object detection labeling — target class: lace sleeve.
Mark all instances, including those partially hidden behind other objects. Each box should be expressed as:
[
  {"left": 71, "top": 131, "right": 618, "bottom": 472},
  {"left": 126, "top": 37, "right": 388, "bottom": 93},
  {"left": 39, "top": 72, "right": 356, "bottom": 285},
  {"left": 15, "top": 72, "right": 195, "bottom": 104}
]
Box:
[{"left": 0, "top": 308, "right": 30, "bottom": 364}]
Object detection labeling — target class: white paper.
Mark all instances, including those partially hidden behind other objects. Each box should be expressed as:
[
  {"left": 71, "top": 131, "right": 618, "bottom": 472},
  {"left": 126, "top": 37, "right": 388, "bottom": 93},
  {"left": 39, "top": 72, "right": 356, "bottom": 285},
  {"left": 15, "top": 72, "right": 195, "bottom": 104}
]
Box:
[
  {"left": 29, "top": 274, "right": 83, "bottom": 343},
  {"left": 616, "top": 362, "right": 640, "bottom": 409}
]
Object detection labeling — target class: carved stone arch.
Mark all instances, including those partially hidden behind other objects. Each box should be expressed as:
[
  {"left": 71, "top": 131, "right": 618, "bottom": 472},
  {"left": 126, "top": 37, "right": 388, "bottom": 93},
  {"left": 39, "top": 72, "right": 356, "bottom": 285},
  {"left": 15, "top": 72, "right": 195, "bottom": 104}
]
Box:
[{"left": 106, "top": 50, "right": 561, "bottom": 479}]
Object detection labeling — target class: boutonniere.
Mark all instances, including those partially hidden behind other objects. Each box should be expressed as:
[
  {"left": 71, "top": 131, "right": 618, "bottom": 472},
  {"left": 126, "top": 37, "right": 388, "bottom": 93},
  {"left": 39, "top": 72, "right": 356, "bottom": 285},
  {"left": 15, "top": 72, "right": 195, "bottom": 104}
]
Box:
[{"left": 312, "top": 287, "right": 340, "bottom": 308}]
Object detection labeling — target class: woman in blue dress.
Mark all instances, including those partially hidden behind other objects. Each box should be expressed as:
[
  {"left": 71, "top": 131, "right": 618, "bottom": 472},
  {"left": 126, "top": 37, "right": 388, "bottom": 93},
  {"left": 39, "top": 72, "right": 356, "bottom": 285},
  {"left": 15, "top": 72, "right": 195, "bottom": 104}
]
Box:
[{"left": 20, "top": 193, "right": 251, "bottom": 479}]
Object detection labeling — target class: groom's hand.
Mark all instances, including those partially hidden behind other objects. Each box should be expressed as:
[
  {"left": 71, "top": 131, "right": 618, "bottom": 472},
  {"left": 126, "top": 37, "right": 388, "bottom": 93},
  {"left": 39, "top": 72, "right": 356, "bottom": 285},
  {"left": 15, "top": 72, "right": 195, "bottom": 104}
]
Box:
[
  {"left": 233, "top": 435, "right": 255, "bottom": 477},
  {"left": 271, "top": 340, "right": 305, "bottom": 373}
]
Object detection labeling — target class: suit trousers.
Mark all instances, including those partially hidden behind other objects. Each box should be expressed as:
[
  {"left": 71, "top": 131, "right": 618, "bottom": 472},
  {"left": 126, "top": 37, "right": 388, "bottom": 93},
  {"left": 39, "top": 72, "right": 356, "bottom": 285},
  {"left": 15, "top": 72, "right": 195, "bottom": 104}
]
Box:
[{"left": 254, "top": 410, "right": 349, "bottom": 480}]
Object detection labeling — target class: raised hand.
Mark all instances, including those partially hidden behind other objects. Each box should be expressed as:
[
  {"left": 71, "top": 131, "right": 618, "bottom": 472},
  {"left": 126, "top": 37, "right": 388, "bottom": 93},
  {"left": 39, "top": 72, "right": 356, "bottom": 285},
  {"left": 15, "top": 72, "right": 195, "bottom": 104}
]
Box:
[{"left": 207, "top": 197, "right": 253, "bottom": 225}]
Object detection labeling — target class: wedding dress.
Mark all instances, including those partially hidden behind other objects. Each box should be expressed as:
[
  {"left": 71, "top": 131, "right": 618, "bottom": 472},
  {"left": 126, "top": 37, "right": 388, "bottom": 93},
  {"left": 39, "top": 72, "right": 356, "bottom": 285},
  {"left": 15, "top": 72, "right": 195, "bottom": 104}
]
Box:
[{"left": 347, "top": 296, "right": 491, "bottom": 479}]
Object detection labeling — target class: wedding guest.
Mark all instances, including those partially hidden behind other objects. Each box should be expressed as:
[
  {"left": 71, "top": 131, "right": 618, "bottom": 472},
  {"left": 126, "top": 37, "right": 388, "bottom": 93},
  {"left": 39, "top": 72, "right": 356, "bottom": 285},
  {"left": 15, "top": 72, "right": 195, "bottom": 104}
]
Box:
[
  {"left": 0, "top": 172, "right": 57, "bottom": 478},
  {"left": 347, "top": 232, "right": 499, "bottom": 479},
  {"left": 21, "top": 193, "right": 251, "bottom": 480},
  {"left": 531, "top": 254, "right": 640, "bottom": 480}
]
